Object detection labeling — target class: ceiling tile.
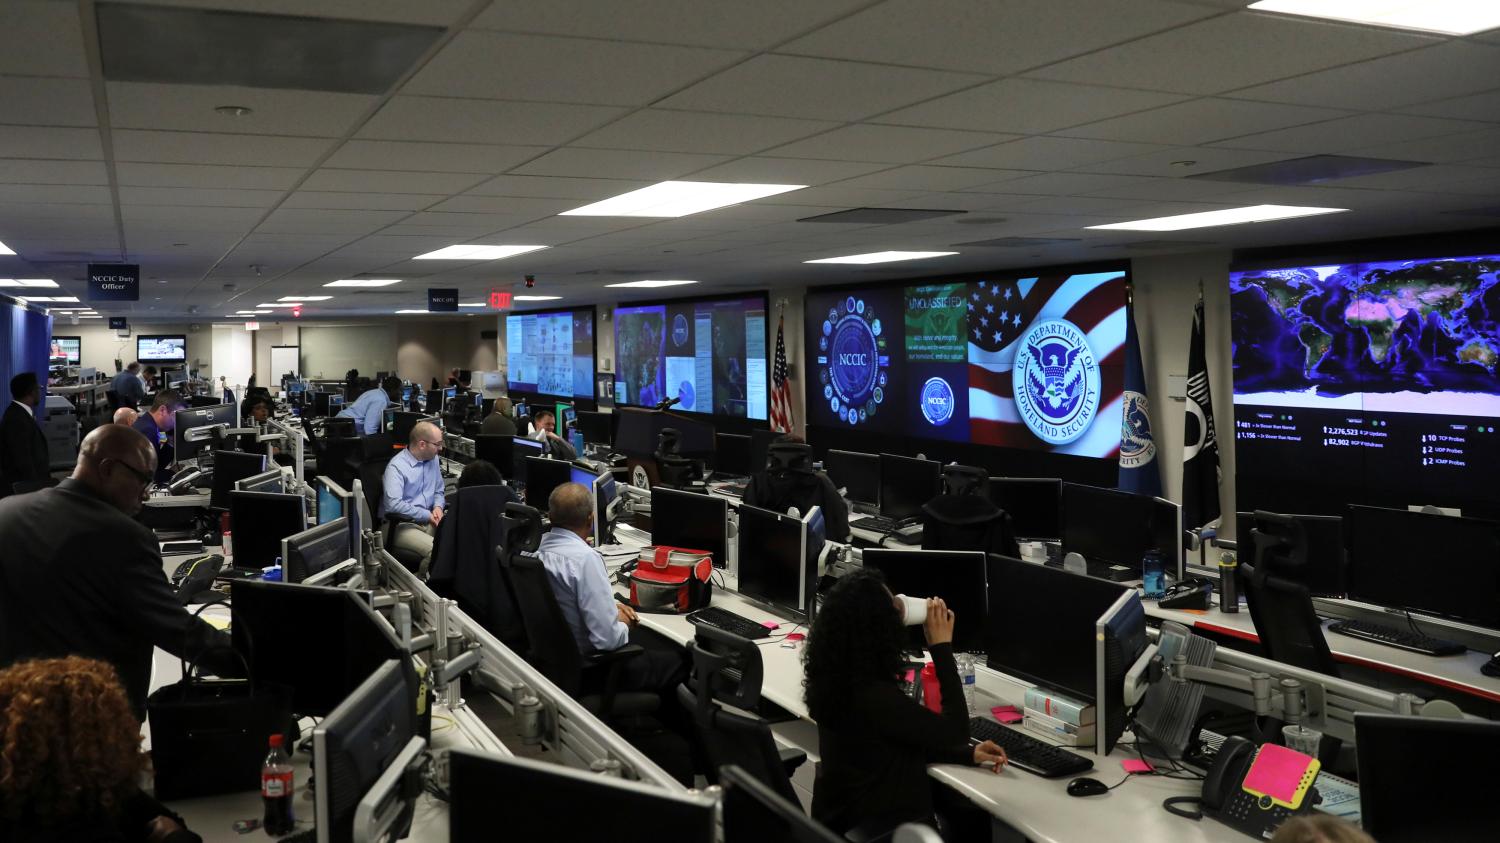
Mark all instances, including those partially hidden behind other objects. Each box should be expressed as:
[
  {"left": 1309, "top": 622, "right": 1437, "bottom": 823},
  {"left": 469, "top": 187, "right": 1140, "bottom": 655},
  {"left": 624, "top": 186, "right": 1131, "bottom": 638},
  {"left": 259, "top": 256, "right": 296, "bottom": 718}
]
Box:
[
  {"left": 299, "top": 168, "right": 489, "bottom": 194},
  {"left": 509, "top": 147, "right": 731, "bottom": 180},
  {"left": 423, "top": 195, "right": 577, "bottom": 215},
  {"left": 684, "top": 156, "right": 891, "bottom": 186},
  {"left": 1228, "top": 41, "right": 1500, "bottom": 111},
  {"left": 1082, "top": 176, "right": 1259, "bottom": 202},
  {"left": 107, "top": 82, "right": 377, "bottom": 136},
  {"left": 281, "top": 191, "right": 444, "bottom": 211},
  {"left": 657, "top": 55, "right": 985, "bottom": 121},
  {"left": 992, "top": 172, "right": 1161, "bottom": 196},
  {"left": 765, "top": 124, "right": 1016, "bottom": 164},
  {"left": 1331, "top": 164, "right": 1500, "bottom": 193},
  {"left": 127, "top": 0, "right": 475, "bottom": 26},
  {"left": 0, "top": 127, "right": 103, "bottom": 160},
  {"left": 111, "top": 130, "right": 334, "bottom": 167},
  {"left": 357, "top": 96, "right": 626, "bottom": 145},
  {"left": 0, "top": 159, "right": 109, "bottom": 185},
  {"left": 832, "top": 165, "right": 1025, "bottom": 192},
  {"left": 0, "top": 76, "right": 97, "bottom": 126},
  {"left": 757, "top": 185, "right": 928, "bottom": 207},
  {"left": 572, "top": 109, "right": 838, "bottom": 155},
  {"left": 1078, "top": 145, "right": 1303, "bottom": 177},
  {"left": 0, "top": 1, "right": 89, "bottom": 78},
  {"left": 1211, "top": 113, "right": 1494, "bottom": 154},
  {"left": 323, "top": 140, "right": 546, "bottom": 172},
  {"left": 1027, "top": 11, "right": 1434, "bottom": 95},
  {"left": 465, "top": 175, "right": 653, "bottom": 200},
  {"left": 404, "top": 31, "right": 744, "bottom": 106},
  {"left": 118, "top": 186, "right": 284, "bottom": 207},
  {"left": 115, "top": 162, "right": 304, "bottom": 190},
  {"left": 120, "top": 204, "right": 265, "bottom": 225},
  {"left": 780, "top": 0, "right": 1217, "bottom": 75},
  {"left": 471, "top": 0, "right": 869, "bottom": 49},
  {"left": 1344, "top": 128, "right": 1500, "bottom": 165},
  {"left": 257, "top": 207, "right": 408, "bottom": 235},
  {"left": 928, "top": 136, "right": 1166, "bottom": 171},
  {"left": 878, "top": 79, "right": 1186, "bottom": 134},
  {"left": 0, "top": 184, "right": 110, "bottom": 204},
  {"left": 1397, "top": 88, "right": 1500, "bottom": 123},
  {"left": 1062, "top": 98, "right": 1351, "bottom": 146}
]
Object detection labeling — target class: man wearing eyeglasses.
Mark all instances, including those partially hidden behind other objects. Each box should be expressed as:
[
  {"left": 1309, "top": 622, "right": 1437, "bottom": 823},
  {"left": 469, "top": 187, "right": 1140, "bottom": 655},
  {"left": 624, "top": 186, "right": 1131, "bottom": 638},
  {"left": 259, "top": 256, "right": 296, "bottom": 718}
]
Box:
[
  {"left": 0, "top": 424, "right": 233, "bottom": 719},
  {"left": 382, "top": 421, "right": 447, "bottom": 574}
]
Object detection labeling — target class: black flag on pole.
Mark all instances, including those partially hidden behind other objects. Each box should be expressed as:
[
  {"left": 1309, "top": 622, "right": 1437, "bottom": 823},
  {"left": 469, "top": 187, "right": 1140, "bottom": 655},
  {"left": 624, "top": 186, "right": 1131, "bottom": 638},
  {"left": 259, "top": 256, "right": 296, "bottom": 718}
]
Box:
[{"left": 1182, "top": 292, "right": 1221, "bottom": 529}]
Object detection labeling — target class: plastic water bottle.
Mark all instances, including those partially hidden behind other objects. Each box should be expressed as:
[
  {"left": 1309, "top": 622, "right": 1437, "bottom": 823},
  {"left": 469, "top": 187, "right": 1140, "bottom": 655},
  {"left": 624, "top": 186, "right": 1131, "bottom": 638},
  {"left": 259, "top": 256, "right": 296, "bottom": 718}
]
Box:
[
  {"left": 261, "top": 734, "right": 295, "bottom": 835},
  {"left": 1142, "top": 549, "right": 1166, "bottom": 599},
  {"left": 955, "top": 653, "right": 977, "bottom": 713}
]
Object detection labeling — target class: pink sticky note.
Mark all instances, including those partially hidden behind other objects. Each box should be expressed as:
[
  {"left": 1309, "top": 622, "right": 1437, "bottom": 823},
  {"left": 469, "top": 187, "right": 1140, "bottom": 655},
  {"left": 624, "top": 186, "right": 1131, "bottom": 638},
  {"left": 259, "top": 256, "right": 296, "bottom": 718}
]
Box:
[
  {"left": 991, "top": 705, "right": 1023, "bottom": 724},
  {"left": 760, "top": 621, "right": 780, "bottom": 630},
  {"left": 1121, "top": 759, "right": 1154, "bottom": 774}
]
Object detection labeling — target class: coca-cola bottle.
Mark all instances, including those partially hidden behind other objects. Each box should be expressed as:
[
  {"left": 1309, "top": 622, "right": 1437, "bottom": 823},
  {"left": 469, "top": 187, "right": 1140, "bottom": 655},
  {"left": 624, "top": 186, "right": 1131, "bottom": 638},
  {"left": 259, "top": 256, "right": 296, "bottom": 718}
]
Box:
[{"left": 261, "top": 734, "right": 295, "bottom": 835}]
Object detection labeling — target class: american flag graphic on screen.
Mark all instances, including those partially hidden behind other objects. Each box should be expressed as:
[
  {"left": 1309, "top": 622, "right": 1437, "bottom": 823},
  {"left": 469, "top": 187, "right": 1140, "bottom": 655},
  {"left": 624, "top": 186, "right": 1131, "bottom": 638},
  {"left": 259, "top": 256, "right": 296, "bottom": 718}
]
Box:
[
  {"left": 968, "top": 271, "right": 1128, "bottom": 456},
  {"left": 769, "top": 314, "right": 794, "bottom": 433}
]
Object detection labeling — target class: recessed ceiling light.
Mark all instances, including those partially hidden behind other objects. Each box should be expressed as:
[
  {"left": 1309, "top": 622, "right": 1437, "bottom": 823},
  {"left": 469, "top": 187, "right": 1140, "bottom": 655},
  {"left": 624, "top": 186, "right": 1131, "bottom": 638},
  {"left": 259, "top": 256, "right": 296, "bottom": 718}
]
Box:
[
  {"left": 78, "top": 314, "right": 102, "bottom": 319},
  {"left": 16, "top": 295, "right": 79, "bottom": 302},
  {"left": 0, "top": 278, "right": 57, "bottom": 287},
  {"left": 413, "top": 245, "right": 548, "bottom": 261},
  {"left": 458, "top": 302, "right": 486, "bottom": 308},
  {"left": 604, "top": 280, "right": 699, "bottom": 289},
  {"left": 236, "top": 309, "right": 272, "bottom": 315},
  {"left": 1247, "top": 1, "right": 1500, "bottom": 35},
  {"left": 215, "top": 105, "right": 252, "bottom": 117},
  {"left": 0, "top": 241, "right": 14, "bottom": 255},
  {"left": 1086, "top": 204, "right": 1347, "bottom": 232},
  {"left": 325, "top": 279, "right": 401, "bottom": 287},
  {"left": 513, "top": 295, "right": 563, "bottom": 301},
  {"left": 278, "top": 295, "right": 332, "bottom": 301},
  {"left": 395, "top": 309, "right": 436, "bottom": 314},
  {"left": 48, "top": 307, "right": 89, "bottom": 312},
  {"left": 561, "top": 181, "right": 806, "bottom": 218},
  {"left": 805, "top": 251, "right": 958, "bottom": 265},
  {"left": 256, "top": 302, "right": 300, "bottom": 308}
]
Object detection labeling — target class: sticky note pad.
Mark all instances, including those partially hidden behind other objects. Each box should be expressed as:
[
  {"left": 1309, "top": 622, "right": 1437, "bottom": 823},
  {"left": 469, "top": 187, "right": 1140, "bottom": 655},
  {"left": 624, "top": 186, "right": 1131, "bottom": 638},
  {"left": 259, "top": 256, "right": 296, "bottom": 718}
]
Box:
[
  {"left": 760, "top": 621, "right": 780, "bottom": 630},
  {"left": 1121, "top": 759, "right": 1154, "bottom": 774},
  {"left": 991, "top": 705, "right": 1023, "bottom": 724},
  {"left": 1242, "top": 743, "right": 1320, "bottom": 810}
]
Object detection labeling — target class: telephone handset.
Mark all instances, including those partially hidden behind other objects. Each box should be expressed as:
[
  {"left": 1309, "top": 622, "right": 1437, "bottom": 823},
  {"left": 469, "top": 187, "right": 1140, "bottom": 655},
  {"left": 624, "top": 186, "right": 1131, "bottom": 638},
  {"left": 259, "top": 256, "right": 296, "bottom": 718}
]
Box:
[{"left": 1165, "top": 736, "right": 1322, "bottom": 839}]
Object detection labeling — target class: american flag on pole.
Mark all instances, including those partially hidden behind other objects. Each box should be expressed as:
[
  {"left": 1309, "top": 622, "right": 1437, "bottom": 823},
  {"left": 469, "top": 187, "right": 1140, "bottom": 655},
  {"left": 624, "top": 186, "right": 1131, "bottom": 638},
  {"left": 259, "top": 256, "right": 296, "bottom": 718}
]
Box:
[
  {"left": 967, "top": 270, "right": 1128, "bottom": 456},
  {"left": 769, "top": 313, "right": 794, "bottom": 433}
]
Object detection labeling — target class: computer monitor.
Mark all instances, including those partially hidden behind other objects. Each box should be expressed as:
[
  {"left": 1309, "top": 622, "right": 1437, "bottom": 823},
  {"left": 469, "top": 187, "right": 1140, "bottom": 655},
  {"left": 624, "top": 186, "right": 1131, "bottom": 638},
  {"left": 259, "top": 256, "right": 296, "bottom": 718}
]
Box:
[
  {"left": 511, "top": 437, "right": 545, "bottom": 481},
  {"left": 317, "top": 476, "right": 351, "bottom": 525},
  {"left": 1061, "top": 483, "right": 1154, "bottom": 572},
  {"left": 236, "top": 468, "right": 283, "bottom": 494},
  {"left": 557, "top": 403, "right": 575, "bottom": 430},
  {"left": 720, "top": 765, "right": 842, "bottom": 843},
  {"left": 984, "top": 554, "right": 1132, "bottom": 705},
  {"left": 329, "top": 394, "right": 345, "bottom": 416},
  {"left": 823, "top": 449, "right": 879, "bottom": 507},
  {"left": 652, "top": 486, "right": 729, "bottom": 569},
  {"left": 473, "top": 434, "right": 543, "bottom": 482},
  {"left": 575, "top": 410, "right": 612, "bottom": 446},
  {"left": 713, "top": 432, "right": 752, "bottom": 477},
  {"left": 282, "top": 517, "right": 352, "bottom": 584},
  {"left": 447, "top": 750, "right": 715, "bottom": 843},
  {"left": 863, "top": 549, "right": 988, "bottom": 652},
  {"left": 173, "top": 402, "right": 237, "bottom": 463},
  {"left": 444, "top": 386, "right": 457, "bottom": 402},
  {"left": 313, "top": 658, "right": 420, "bottom": 843},
  {"left": 230, "top": 580, "right": 403, "bottom": 717},
  {"left": 50, "top": 335, "right": 81, "bottom": 364},
  {"left": 1344, "top": 505, "right": 1500, "bottom": 629},
  {"left": 879, "top": 453, "right": 941, "bottom": 520},
  {"left": 987, "top": 477, "right": 1063, "bottom": 540},
  {"left": 1353, "top": 713, "right": 1498, "bottom": 843},
  {"left": 748, "top": 428, "right": 780, "bottom": 474},
  {"left": 228, "top": 490, "right": 306, "bottom": 569},
  {"left": 210, "top": 450, "right": 268, "bottom": 511},
  {"left": 389, "top": 411, "right": 424, "bottom": 443},
  {"left": 1096, "top": 588, "right": 1147, "bottom": 755},
  {"left": 523, "top": 457, "right": 572, "bottom": 510},
  {"left": 1151, "top": 496, "right": 1184, "bottom": 580},
  {"left": 424, "top": 389, "right": 441, "bottom": 414},
  {"left": 735, "top": 503, "right": 817, "bottom": 622},
  {"left": 313, "top": 392, "right": 335, "bottom": 417},
  {"left": 1235, "top": 511, "right": 1347, "bottom": 597},
  {"left": 400, "top": 385, "right": 413, "bottom": 404}
]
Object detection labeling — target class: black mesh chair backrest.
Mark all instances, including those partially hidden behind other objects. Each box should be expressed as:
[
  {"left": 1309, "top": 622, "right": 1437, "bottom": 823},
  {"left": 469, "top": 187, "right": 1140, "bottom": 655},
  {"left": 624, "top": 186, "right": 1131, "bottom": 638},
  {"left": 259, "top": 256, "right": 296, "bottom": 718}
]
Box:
[
  {"left": 940, "top": 463, "right": 988, "bottom": 497},
  {"left": 1242, "top": 512, "right": 1337, "bottom": 677},
  {"left": 507, "top": 550, "right": 586, "bottom": 697},
  {"left": 675, "top": 683, "right": 798, "bottom": 803}
]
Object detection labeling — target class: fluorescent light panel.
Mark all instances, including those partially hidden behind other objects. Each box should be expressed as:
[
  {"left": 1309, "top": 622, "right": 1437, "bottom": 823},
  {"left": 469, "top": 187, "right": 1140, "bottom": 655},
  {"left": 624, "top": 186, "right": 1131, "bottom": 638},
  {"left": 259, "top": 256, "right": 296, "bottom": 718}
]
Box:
[
  {"left": 325, "top": 279, "right": 401, "bottom": 287},
  {"left": 278, "top": 295, "right": 331, "bottom": 301},
  {"left": 1248, "top": 1, "right": 1500, "bottom": 35},
  {"left": 805, "top": 251, "right": 958, "bottom": 265},
  {"left": 412, "top": 245, "right": 548, "bottom": 261},
  {"left": 604, "top": 280, "right": 698, "bottom": 289},
  {"left": 513, "top": 295, "right": 563, "bottom": 301},
  {"left": 0, "top": 240, "right": 13, "bottom": 256},
  {"left": 237, "top": 309, "right": 272, "bottom": 314},
  {"left": 17, "top": 295, "right": 79, "bottom": 302},
  {"left": 396, "top": 309, "right": 437, "bottom": 314},
  {"left": 256, "top": 303, "right": 299, "bottom": 308},
  {"left": 458, "top": 302, "right": 486, "bottom": 308},
  {"left": 78, "top": 314, "right": 101, "bottom": 319},
  {"left": 561, "top": 181, "right": 806, "bottom": 218},
  {"left": 1086, "top": 204, "right": 1347, "bottom": 232},
  {"left": 0, "top": 278, "right": 58, "bottom": 287}
]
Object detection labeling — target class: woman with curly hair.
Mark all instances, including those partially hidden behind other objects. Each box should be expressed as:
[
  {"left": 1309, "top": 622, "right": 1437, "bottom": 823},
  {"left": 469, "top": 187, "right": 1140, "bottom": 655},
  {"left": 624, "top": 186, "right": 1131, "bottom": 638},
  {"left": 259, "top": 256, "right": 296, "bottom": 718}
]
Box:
[
  {"left": 803, "top": 568, "right": 1008, "bottom": 837},
  {"left": 0, "top": 656, "right": 202, "bottom": 842}
]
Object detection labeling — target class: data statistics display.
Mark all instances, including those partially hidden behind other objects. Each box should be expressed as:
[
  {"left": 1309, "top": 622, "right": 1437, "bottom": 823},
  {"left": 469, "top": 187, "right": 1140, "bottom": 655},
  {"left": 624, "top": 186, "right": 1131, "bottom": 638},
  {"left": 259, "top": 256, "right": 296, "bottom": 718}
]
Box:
[
  {"left": 504, "top": 307, "right": 596, "bottom": 400},
  {"left": 614, "top": 295, "right": 768, "bottom": 419},
  {"left": 1231, "top": 253, "right": 1500, "bottom": 515},
  {"left": 806, "top": 268, "right": 1128, "bottom": 456},
  {"left": 137, "top": 334, "right": 187, "bottom": 361}
]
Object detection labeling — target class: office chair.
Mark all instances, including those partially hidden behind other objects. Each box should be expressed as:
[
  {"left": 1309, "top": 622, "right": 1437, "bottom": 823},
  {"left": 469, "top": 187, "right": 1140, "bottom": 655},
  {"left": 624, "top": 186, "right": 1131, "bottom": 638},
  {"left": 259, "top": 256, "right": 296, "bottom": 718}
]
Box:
[
  {"left": 105, "top": 389, "right": 121, "bottom": 410},
  {"left": 654, "top": 427, "right": 704, "bottom": 488},
  {"left": 428, "top": 484, "right": 526, "bottom": 651},
  {"left": 744, "top": 441, "right": 815, "bottom": 510},
  {"left": 1240, "top": 511, "right": 1338, "bottom": 678},
  {"left": 502, "top": 503, "right": 660, "bottom": 726},
  {"left": 920, "top": 463, "right": 1017, "bottom": 557},
  {"left": 676, "top": 625, "right": 806, "bottom": 802}
]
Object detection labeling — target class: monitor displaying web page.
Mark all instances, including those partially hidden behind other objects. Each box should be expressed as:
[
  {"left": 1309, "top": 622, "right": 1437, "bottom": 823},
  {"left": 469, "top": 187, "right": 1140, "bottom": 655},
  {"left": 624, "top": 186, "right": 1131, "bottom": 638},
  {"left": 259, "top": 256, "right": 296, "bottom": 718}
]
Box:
[
  {"left": 614, "top": 294, "right": 768, "bottom": 420},
  {"left": 504, "top": 307, "right": 596, "bottom": 400}
]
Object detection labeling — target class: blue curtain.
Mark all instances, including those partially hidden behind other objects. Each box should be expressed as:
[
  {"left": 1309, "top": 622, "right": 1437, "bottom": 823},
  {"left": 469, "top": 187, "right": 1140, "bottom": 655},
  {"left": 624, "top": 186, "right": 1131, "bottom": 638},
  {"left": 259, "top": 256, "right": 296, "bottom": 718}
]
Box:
[{"left": 0, "top": 300, "right": 54, "bottom": 401}]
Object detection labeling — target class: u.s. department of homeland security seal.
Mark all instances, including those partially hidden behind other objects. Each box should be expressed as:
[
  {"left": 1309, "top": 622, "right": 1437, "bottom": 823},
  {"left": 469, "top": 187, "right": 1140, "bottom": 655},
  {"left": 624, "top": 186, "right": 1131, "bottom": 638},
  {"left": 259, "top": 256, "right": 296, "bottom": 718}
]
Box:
[
  {"left": 818, "top": 296, "right": 889, "bottom": 426},
  {"left": 1119, "top": 390, "right": 1156, "bottom": 468},
  {"left": 1012, "top": 318, "right": 1101, "bottom": 445},
  {"left": 920, "top": 377, "right": 955, "bottom": 427}
]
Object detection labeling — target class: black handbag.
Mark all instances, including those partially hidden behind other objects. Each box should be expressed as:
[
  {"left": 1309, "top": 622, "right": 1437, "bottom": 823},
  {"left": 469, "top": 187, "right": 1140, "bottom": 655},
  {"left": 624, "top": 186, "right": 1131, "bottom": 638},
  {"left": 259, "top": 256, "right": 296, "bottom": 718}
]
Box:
[{"left": 146, "top": 600, "right": 293, "bottom": 800}]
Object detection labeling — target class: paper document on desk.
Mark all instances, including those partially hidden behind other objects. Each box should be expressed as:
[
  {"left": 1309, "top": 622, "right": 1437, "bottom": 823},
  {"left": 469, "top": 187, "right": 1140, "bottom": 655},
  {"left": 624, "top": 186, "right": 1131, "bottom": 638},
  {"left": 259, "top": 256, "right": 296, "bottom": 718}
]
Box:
[{"left": 1311, "top": 771, "right": 1360, "bottom": 823}]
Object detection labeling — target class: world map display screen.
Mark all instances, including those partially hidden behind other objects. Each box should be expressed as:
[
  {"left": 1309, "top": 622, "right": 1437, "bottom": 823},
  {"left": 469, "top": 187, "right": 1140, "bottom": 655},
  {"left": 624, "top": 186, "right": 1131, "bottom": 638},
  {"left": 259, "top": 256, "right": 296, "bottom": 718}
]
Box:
[
  {"left": 504, "top": 307, "right": 596, "bottom": 400},
  {"left": 1230, "top": 252, "right": 1500, "bottom": 515},
  {"left": 613, "top": 295, "right": 768, "bottom": 420},
  {"left": 803, "top": 267, "right": 1127, "bottom": 456}
]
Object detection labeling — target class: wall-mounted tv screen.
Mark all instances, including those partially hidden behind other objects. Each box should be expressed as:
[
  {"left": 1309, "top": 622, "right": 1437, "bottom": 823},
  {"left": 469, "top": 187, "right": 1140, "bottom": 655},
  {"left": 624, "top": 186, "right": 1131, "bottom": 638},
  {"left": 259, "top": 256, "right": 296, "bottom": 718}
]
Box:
[
  {"left": 804, "top": 267, "right": 1128, "bottom": 458},
  {"left": 50, "top": 336, "right": 81, "bottom": 363},
  {"left": 137, "top": 334, "right": 187, "bottom": 362},
  {"left": 504, "top": 307, "right": 596, "bottom": 400},
  {"left": 614, "top": 294, "right": 768, "bottom": 419},
  {"left": 1231, "top": 252, "right": 1500, "bottom": 516}
]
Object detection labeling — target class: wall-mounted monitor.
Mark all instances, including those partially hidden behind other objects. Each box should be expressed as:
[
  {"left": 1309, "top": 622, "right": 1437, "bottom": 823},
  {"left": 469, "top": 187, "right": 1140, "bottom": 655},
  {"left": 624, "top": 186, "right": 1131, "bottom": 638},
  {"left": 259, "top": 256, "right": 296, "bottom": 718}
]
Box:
[
  {"left": 503, "top": 306, "right": 596, "bottom": 401},
  {"left": 614, "top": 293, "right": 768, "bottom": 419},
  {"left": 137, "top": 334, "right": 187, "bottom": 362},
  {"left": 804, "top": 267, "right": 1127, "bottom": 459},
  {"left": 50, "top": 336, "right": 81, "bottom": 363}
]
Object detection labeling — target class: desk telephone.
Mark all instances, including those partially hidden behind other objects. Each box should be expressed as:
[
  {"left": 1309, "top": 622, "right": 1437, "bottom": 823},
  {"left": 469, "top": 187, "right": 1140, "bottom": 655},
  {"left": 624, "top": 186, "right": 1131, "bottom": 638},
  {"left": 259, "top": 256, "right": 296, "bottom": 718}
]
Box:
[{"left": 1166, "top": 735, "right": 1322, "bottom": 839}]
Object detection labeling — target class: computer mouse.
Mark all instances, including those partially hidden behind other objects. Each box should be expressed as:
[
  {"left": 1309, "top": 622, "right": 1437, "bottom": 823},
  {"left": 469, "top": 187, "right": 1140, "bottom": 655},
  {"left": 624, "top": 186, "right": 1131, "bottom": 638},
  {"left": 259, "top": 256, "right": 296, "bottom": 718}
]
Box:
[
  {"left": 1066, "top": 777, "right": 1109, "bottom": 797},
  {"left": 1483, "top": 652, "right": 1500, "bottom": 678}
]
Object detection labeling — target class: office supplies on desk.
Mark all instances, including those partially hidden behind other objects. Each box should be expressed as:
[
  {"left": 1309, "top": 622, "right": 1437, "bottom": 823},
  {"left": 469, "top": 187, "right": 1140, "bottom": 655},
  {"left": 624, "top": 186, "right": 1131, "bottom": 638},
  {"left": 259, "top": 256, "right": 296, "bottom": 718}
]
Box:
[
  {"left": 1066, "top": 777, "right": 1109, "bottom": 797},
  {"left": 1326, "top": 618, "right": 1466, "bottom": 656},
  {"left": 620, "top": 546, "right": 715, "bottom": 613},
  {"left": 1483, "top": 651, "right": 1500, "bottom": 677},
  {"left": 687, "top": 606, "right": 772, "bottom": 640},
  {"left": 161, "top": 539, "right": 204, "bottom": 555},
  {"left": 967, "top": 717, "right": 1093, "bottom": 778},
  {"left": 1182, "top": 736, "right": 1322, "bottom": 839},
  {"left": 172, "top": 554, "right": 224, "bottom": 605},
  {"left": 1158, "top": 577, "right": 1215, "bottom": 610},
  {"left": 991, "top": 705, "right": 1023, "bottom": 724}
]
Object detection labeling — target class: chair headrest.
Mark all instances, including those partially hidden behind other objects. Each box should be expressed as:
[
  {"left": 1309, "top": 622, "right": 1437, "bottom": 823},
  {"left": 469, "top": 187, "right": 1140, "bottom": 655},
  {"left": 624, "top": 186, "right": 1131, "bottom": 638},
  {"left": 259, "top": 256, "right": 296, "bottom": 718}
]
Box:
[
  {"left": 941, "top": 463, "right": 988, "bottom": 496},
  {"left": 1248, "top": 510, "right": 1308, "bottom": 574},
  {"left": 657, "top": 427, "right": 683, "bottom": 456},
  {"left": 500, "top": 502, "right": 545, "bottom": 556},
  {"left": 766, "top": 442, "right": 813, "bottom": 473}
]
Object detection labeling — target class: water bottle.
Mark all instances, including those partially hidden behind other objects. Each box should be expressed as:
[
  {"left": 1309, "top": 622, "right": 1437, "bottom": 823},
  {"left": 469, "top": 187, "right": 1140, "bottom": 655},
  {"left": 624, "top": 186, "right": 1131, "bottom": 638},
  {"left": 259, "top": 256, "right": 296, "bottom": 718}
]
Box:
[
  {"left": 1218, "top": 550, "right": 1239, "bottom": 613},
  {"left": 1142, "top": 549, "right": 1166, "bottom": 599},
  {"left": 955, "top": 653, "right": 977, "bottom": 713},
  {"left": 261, "top": 734, "right": 295, "bottom": 836}
]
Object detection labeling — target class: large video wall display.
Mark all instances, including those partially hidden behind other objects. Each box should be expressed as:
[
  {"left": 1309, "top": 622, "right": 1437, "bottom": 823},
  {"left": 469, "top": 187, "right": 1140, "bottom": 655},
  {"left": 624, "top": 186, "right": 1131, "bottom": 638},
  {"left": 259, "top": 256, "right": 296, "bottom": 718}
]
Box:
[
  {"left": 504, "top": 307, "right": 596, "bottom": 400},
  {"left": 613, "top": 294, "right": 768, "bottom": 420},
  {"left": 806, "top": 267, "right": 1129, "bottom": 457},
  {"left": 1231, "top": 252, "right": 1500, "bottom": 514}
]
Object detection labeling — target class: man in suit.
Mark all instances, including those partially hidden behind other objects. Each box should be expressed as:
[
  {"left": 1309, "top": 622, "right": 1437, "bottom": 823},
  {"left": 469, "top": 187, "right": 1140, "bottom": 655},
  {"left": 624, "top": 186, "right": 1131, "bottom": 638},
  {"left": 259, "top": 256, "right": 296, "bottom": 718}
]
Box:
[
  {"left": 132, "top": 389, "right": 184, "bottom": 482},
  {"left": 0, "top": 372, "right": 50, "bottom": 497},
  {"left": 0, "top": 424, "right": 232, "bottom": 718}
]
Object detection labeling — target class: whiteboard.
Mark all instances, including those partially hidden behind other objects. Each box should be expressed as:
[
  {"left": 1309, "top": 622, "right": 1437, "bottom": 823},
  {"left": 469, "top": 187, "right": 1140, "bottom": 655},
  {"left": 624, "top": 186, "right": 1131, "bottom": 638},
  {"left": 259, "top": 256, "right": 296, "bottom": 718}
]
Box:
[{"left": 270, "top": 345, "right": 299, "bottom": 379}]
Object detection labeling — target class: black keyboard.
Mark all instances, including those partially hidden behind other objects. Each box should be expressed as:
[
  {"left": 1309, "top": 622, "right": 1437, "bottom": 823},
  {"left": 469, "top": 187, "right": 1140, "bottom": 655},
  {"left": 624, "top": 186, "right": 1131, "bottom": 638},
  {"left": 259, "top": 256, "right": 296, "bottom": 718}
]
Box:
[
  {"left": 968, "top": 717, "right": 1094, "bottom": 778},
  {"left": 1328, "top": 619, "right": 1466, "bottom": 656},
  {"left": 851, "top": 514, "right": 920, "bottom": 534},
  {"left": 687, "top": 606, "right": 771, "bottom": 640}
]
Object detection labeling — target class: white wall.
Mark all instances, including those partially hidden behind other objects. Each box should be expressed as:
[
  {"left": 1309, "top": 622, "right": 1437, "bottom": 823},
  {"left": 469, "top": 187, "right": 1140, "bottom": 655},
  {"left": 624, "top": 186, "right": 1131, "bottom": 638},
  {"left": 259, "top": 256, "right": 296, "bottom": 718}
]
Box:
[{"left": 51, "top": 321, "right": 207, "bottom": 376}]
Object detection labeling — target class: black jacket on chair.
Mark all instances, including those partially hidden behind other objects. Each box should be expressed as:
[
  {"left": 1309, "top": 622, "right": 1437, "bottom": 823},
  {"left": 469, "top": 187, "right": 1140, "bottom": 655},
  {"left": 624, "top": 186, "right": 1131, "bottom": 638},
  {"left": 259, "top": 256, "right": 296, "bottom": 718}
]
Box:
[
  {"left": 0, "top": 401, "right": 49, "bottom": 495},
  {"left": 920, "top": 493, "right": 1017, "bottom": 557},
  {"left": 743, "top": 468, "right": 850, "bottom": 541},
  {"left": 428, "top": 484, "right": 524, "bottom": 649}
]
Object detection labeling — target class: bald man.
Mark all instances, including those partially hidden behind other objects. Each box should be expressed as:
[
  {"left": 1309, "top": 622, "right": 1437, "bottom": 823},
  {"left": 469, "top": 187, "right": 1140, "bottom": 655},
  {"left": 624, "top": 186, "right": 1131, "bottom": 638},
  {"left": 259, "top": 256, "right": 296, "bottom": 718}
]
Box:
[
  {"left": 112, "top": 406, "right": 139, "bottom": 426},
  {"left": 382, "top": 421, "right": 446, "bottom": 573},
  {"left": 0, "top": 425, "right": 232, "bottom": 717}
]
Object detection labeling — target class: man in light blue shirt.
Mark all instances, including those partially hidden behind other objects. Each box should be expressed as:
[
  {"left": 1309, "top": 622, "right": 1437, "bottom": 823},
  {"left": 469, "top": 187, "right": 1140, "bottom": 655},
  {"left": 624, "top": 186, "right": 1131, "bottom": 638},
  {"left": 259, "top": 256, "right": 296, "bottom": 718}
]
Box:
[
  {"left": 111, "top": 362, "right": 146, "bottom": 409},
  {"left": 339, "top": 376, "right": 401, "bottom": 435},
  {"left": 382, "top": 420, "right": 445, "bottom": 572}
]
